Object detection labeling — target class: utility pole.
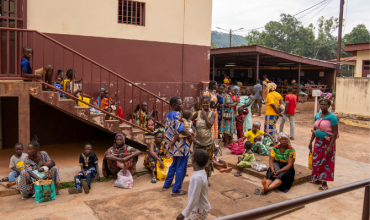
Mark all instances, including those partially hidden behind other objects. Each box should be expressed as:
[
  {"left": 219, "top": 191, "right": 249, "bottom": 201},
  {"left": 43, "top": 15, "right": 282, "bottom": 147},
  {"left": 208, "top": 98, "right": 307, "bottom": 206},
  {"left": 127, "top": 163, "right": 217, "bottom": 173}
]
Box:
[
  {"left": 336, "top": 0, "right": 345, "bottom": 77},
  {"left": 216, "top": 27, "right": 244, "bottom": 47},
  {"left": 229, "top": 29, "right": 232, "bottom": 47}
]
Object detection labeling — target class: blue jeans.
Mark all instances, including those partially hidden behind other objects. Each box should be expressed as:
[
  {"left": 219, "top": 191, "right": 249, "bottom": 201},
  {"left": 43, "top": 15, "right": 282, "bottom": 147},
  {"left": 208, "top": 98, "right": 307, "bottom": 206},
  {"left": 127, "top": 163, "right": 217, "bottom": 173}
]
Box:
[
  {"left": 74, "top": 167, "right": 96, "bottom": 189},
  {"left": 163, "top": 156, "right": 189, "bottom": 193},
  {"left": 8, "top": 170, "right": 19, "bottom": 182}
]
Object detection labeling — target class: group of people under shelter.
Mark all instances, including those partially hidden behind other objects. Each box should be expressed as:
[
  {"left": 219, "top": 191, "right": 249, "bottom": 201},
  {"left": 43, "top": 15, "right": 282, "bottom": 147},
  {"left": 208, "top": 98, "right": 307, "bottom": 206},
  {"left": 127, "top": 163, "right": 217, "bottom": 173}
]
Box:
[{"left": 7, "top": 46, "right": 338, "bottom": 219}]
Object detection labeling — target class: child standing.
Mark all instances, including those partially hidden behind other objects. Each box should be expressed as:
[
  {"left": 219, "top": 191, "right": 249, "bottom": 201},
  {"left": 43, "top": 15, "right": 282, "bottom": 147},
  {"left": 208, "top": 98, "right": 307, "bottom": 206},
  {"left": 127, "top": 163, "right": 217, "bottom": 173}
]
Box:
[
  {"left": 235, "top": 107, "right": 245, "bottom": 139},
  {"left": 176, "top": 149, "right": 211, "bottom": 220},
  {"left": 68, "top": 144, "right": 100, "bottom": 194},
  {"left": 6, "top": 143, "right": 28, "bottom": 188}
]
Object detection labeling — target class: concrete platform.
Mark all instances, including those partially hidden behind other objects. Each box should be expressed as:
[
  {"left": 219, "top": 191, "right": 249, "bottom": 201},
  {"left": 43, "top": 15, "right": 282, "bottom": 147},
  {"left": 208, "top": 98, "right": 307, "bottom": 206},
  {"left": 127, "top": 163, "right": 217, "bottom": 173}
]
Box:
[{"left": 219, "top": 153, "right": 312, "bottom": 186}]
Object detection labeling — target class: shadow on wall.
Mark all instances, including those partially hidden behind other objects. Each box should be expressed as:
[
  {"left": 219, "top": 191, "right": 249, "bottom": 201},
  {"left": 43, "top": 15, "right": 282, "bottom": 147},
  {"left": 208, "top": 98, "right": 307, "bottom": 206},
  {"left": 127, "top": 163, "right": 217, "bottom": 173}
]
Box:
[
  {"left": 30, "top": 97, "right": 115, "bottom": 147},
  {"left": 1, "top": 97, "right": 19, "bottom": 149}
]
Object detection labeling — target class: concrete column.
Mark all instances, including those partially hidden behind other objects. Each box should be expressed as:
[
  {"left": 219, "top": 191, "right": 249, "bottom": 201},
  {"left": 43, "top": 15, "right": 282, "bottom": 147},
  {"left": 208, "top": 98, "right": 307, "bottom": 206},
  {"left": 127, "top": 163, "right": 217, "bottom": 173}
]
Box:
[{"left": 18, "top": 87, "right": 30, "bottom": 147}]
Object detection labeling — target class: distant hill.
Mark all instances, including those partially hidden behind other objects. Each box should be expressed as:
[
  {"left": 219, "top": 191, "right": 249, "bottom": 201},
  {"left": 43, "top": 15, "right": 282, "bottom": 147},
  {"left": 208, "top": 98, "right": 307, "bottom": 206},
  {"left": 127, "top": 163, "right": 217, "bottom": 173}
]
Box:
[{"left": 211, "top": 31, "right": 248, "bottom": 48}]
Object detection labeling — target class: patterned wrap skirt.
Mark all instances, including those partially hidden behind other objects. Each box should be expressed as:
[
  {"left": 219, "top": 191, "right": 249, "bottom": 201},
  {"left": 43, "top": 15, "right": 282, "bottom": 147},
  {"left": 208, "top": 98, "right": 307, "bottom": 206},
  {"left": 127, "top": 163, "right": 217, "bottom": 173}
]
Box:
[
  {"left": 210, "top": 108, "right": 218, "bottom": 138},
  {"left": 18, "top": 166, "right": 60, "bottom": 196},
  {"left": 264, "top": 115, "right": 279, "bottom": 142},
  {"left": 311, "top": 137, "right": 336, "bottom": 182},
  {"left": 193, "top": 144, "right": 214, "bottom": 177}
]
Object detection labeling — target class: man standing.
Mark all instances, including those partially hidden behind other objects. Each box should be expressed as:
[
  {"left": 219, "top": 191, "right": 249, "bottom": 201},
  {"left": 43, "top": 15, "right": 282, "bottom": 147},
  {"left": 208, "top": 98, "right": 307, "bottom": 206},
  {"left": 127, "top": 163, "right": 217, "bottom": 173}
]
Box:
[
  {"left": 279, "top": 87, "right": 297, "bottom": 140},
  {"left": 163, "top": 97, "right": 193, "bottom": 196},
  {"left": 252, "top": 79, "right": 263, "bottom": 117}
]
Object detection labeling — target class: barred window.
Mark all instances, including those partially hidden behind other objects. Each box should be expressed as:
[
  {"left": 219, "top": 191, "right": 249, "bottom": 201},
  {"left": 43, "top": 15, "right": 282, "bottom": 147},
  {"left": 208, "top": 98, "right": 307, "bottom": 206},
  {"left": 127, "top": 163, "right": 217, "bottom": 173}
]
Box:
[{"left": 118, "top": 0, "right": 145, "bottom": 26}]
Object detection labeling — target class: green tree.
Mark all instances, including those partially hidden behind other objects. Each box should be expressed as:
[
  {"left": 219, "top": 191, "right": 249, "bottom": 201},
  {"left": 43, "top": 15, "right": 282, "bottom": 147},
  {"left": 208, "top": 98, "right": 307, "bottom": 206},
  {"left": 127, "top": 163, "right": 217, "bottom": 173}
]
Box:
[
  {"left": 246, "top": 14, "right": 316, "bottom": 58},
  {"left": 211, "top": 42, "right": 217, "bottom": 49},
  {"left": 313, "top": 16, "right": 339, "bottom": 60},
  {"left": 343, "top": 24, "right": 370, "bottom": 44}
]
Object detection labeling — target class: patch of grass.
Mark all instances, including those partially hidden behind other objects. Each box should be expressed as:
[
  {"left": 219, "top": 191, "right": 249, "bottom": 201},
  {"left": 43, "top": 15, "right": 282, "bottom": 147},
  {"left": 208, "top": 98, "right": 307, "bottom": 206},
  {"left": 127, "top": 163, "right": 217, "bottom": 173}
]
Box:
[
  {"left": 135, "top": 171, "right": 150, "bottom": 177},
  {"left": 58, "top": 177, "right": 112, "bottom": 190}
]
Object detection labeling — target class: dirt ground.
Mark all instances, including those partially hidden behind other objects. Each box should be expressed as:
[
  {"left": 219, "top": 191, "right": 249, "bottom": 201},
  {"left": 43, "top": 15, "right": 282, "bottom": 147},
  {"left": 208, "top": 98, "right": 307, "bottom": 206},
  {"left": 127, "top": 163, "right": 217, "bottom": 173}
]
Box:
[{"left": 0, "top": 110, "right": 369, "bottom": 220}]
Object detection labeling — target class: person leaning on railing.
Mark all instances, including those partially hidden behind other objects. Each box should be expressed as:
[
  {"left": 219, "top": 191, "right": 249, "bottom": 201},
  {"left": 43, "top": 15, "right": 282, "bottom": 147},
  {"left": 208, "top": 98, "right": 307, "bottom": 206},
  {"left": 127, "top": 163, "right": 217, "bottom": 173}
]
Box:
[{"left": 20, "top": 46, "right": 54, "bottom": 90}]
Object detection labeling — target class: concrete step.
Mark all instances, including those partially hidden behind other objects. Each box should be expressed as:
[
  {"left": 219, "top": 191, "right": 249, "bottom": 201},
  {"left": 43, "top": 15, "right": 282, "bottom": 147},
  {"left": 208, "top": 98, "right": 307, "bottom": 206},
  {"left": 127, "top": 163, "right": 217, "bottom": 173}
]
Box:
[{"left": 0, "top": 182, "right": 19, "bottom": 198}]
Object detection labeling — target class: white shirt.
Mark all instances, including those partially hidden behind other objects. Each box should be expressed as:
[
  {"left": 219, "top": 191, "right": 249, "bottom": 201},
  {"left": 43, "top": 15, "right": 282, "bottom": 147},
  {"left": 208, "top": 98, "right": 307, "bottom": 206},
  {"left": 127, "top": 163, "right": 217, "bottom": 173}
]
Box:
[{"left": 182, "top": 170, "right": 211, "bottom": 217}]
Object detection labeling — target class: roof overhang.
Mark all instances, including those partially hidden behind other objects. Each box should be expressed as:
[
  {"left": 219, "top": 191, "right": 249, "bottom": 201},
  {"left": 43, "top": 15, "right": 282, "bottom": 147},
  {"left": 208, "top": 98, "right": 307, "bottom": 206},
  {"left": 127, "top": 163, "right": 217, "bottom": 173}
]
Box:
[
  {"left": 345, "top": 42, "right": 370, "bottom": 56},
  {"left": 211, "top": 45, "right": 336, "bottom": 69}
]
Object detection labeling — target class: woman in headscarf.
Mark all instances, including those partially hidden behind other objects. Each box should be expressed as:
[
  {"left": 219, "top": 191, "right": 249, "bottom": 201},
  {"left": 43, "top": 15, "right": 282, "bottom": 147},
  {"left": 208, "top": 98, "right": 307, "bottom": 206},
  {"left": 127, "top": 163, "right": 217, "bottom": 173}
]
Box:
[
  {"left": 262, "top": 74, "right": 270, "bottom": 100},
  {"left": 220, "top": 86, "right": 239, "bottom": 146},
  {"left": 308, "top": 98, "right": 338, "bottom": 190},
  {"left": 102, "top": 134, "right": 141, "bottom": 178},
  {"left": 260, "top": 132, "right": 295, "bottom": 195},
  {"left": 143, "top": 129, "right": 168, "bottom": 183},
  {"left": 203, "top": 80, "right": 219, "bottom": 139},
  {"left": 264, "top": 83, "right": 283, "bottom": 142},
  {"left": 95, "top": 88, "right": 105, "bottom": 107}
]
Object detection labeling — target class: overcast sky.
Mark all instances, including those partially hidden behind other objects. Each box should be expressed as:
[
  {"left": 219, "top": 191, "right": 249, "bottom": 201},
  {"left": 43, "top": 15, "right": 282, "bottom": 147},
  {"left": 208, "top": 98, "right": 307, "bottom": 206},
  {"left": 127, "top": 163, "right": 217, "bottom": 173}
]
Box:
[{"left": 212, "top": 0, "right": 370, "bottom": 37}]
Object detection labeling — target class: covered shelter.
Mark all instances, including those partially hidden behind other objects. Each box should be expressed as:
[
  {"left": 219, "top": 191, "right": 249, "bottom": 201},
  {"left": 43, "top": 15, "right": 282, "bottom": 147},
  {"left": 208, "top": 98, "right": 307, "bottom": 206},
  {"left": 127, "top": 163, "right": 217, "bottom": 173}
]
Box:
[{"left": 210, "top": 45, "right": 336, "bottom": 99}]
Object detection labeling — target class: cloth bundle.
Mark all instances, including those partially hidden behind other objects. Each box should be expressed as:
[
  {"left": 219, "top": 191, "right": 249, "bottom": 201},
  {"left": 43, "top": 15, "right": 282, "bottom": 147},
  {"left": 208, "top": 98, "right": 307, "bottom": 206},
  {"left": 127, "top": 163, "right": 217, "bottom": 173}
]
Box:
[{"left": 251, "top": 162, "right": 268, "bottom": 172}]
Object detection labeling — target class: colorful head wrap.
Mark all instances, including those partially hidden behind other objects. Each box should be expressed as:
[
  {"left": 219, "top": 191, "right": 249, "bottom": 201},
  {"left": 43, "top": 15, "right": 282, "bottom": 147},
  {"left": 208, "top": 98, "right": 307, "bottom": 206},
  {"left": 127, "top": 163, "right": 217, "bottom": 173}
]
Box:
[
  {"left": 233, "top": 86, "right": 240, "bottom": 92},
  {"left": 154, "top": 128, "right": 165, "bottom": 136},
  {"left": 268, "top": 83, "right": 277, "bottom": 91},
  {"left": 114, "top": 133, "right": 124, "bottom": 144}
]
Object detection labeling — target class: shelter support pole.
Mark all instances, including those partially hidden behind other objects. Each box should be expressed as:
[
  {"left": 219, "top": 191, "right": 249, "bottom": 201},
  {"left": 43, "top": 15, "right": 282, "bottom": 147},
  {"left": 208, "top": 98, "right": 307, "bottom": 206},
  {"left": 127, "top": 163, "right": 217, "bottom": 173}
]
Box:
[
  {"left": 256, "top": 53, "right": 259, "bottom": 83},
  {"left": 298, "top": 63, "right": 301, "bottom": 102},
  {"left": 362, "top": 186, "right": 370, "bottom": 220},
  {"left": 213, "top": 55, "right": 215, "bottom": 81}
]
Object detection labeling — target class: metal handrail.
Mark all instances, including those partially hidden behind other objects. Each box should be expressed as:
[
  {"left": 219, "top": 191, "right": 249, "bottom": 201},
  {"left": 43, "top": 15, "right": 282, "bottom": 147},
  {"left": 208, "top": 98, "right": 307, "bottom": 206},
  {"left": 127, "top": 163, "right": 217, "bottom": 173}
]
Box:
[
  {"left": 214, "top": 179, "right": 370, "bottom": 220},
  {"left": 36, "top": 80, "right": 155, "bottom": 134},
  {"left": 0, "top": 27, "right": 169, "bottom": 104}
]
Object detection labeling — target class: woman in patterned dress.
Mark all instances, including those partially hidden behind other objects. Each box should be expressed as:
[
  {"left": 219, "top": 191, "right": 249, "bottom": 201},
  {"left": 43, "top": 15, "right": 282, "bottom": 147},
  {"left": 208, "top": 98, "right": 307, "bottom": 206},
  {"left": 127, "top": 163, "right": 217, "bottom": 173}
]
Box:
[
  {"left": 261, "top": 132, "right": 296, "bottom": 194},
  {"left": 103, "top": 134, "right": 141, "bottom": 178},
  {"left": 18, "top": 140, "right": 61, "bottom": 200},
  {"left": 264, "top": 83, "right": 283, "bottom": 142},
  {"left": 143, "top": 129, "right": 168, "bottom": 183},
  {"left": 203, "top": 80, "right": 219, "bottom": 139},
  {"left": 220, "top": 86, "right": 239, "bottom": 146},
  {"left": 308, "top": 98, "right": 338, "bottom": 190},
  {"left": 216, "top": 85, "right": 225, "bottom": 138}
]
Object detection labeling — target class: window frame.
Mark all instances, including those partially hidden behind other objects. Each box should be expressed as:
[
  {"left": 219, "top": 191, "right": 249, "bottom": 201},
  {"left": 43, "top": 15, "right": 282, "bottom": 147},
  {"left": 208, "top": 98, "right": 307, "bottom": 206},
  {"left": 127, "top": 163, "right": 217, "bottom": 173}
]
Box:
[{"left": 118, "top": 0, "right": 145, "bottom": 26}]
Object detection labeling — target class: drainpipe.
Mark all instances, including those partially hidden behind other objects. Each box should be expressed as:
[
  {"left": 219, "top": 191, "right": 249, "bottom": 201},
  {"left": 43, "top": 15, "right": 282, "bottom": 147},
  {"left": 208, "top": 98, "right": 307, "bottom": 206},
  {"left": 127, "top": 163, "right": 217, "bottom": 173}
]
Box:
[
  {"left": 0, "top": 98, "right": 2, "bottom": 150},
  {"left": 181, "top": 0, "right": 187, "bottom": 102}
]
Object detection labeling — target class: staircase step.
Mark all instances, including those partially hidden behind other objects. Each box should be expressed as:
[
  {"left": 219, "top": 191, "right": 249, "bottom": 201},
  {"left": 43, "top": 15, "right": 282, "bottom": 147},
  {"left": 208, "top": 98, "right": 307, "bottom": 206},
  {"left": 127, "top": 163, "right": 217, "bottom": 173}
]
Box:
[
  {"left": 120, "top": 123, "right": 133, "bottom": 139},
  {"left": 105, "top": 120, "right": 120, "bottom": 133},
  {"left": 144, "top": 135, "right": 155, "bottom": 145},
  {"left": 90, "top": 112, "right": 105, "bottom": 127},
  {"left": 131, "top": 128, "right": 145, "bottom": 144}
]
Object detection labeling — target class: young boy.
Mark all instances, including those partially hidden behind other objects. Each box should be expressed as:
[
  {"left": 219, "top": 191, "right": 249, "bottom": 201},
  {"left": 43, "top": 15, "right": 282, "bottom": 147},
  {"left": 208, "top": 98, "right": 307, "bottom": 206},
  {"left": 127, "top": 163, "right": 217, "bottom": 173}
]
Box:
[
  {"left": 234, "top": 141, "right": 256, "bottom": 177},
  {"left": 176, "top": 149, "right": 211, "bottom": 220},
  {"left": 163, "top": 97, "right": 193, "bottom": 196},
  {"left": 68, "top": 144, "right": 100, "bottom": 194},
  {"left": 6, "top": 143, "right": 28, "bottom": 188},
  {"left": 21, "top": 46, "right": 42, "bottom": 81},
  {"left": 251, "top": 135, "right": 270, "bottom": 156},
  {"left": 170, "top": 110, "right": 195, "bottom": 147}
]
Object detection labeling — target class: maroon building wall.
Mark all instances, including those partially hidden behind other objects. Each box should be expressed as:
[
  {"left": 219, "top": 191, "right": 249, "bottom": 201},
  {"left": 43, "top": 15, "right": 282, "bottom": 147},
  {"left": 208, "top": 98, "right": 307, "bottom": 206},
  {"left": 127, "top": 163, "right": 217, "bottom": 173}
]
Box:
[
  {"left": 29, "top": 33, "right": 210, "bottom": 115},
  {"left": 1, "top": 97, "right": 19, "bottom": 149}
]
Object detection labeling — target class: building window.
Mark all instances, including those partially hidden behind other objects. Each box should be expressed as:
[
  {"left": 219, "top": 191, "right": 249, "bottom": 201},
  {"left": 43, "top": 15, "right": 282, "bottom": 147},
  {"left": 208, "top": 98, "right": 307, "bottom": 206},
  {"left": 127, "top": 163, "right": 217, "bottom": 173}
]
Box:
[
  {"left": 118, "top": 0, "right": 145, "bottom": 26},
  {"left": 363, "top": 60, "right": 370, "bottom": 77}
]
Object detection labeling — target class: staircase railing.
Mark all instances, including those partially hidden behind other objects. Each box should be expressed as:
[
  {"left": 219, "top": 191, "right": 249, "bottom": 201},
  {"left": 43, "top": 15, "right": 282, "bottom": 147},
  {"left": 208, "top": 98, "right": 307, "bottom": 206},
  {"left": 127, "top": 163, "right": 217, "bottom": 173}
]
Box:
[{"left": 0, "top": 27, "right": 171, "bottom": 135}]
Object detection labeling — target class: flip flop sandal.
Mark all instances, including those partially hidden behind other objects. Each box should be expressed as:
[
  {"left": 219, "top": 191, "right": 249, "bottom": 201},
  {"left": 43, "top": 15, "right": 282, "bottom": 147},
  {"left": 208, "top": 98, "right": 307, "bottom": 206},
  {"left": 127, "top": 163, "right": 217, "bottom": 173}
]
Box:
[
  {"left": 234, "top": 171, "right": 242, "bottom": 177},
  {"left": 309, "top": 179, "right": 318, "bottom": 184},
  {"left": 318, "top": 185, "right": 329, "bottom": 190},
  {"left": 82, "top": 181, "right": 90, "bottom": 194},
  {"left": 0, "top": 177, "right": 9, "bottom": 182},
  {"left": 253, "top": 189, "right": 260, "bottom": 195},
  {"left": 260, "top": 190, "right": 272, "bottom": 196},
  {"left": 151, "top": 177, "right": 157, "bottom": 183},
  {"left": 172, "top": 190, "right": 187, "bottom": 197}
]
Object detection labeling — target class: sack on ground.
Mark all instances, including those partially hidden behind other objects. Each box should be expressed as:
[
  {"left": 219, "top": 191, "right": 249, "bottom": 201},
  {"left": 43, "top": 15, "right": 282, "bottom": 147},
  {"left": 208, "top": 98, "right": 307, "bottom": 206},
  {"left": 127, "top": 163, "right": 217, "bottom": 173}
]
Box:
[
  {"left": 34, "top": 180, "right": 56, "bottom": 203},
  {"left": 251, "top": 162, "right": 268, "bottom": 172},
  {"left": 113, "top": 169, "right": 133, "bottom": 189},
  {"left": 157, "top": 158, "right": 173, "bottom": 181},
  {"left": 308, "top": 151, "right": 313, "bottom": 170}
]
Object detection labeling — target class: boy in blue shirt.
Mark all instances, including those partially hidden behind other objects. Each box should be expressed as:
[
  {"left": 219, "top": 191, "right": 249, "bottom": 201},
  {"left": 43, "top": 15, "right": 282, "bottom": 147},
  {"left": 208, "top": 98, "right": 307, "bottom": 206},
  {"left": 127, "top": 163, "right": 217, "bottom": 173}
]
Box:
[{"left": 21, "top": 46, "right": 42, "bottom": 81}]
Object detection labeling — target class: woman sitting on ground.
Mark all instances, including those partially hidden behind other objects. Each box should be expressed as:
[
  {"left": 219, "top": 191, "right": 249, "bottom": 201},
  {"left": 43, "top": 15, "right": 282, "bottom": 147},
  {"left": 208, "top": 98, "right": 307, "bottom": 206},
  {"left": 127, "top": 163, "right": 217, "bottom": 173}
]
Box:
[
  {"left": 238, "top": 121, "right": 276, "bottom": 156},
  {"left": 102, "top": 134, "right": 141, "bottom": 178},
  {"left": 143, "top": 129, "right": 168, "bottom": 183},
  {"left": 18, "top": 140, "right": 61, "bottom": 199},
  {"left": 260, "top": 132, "right": 295, "bottom": 195}
]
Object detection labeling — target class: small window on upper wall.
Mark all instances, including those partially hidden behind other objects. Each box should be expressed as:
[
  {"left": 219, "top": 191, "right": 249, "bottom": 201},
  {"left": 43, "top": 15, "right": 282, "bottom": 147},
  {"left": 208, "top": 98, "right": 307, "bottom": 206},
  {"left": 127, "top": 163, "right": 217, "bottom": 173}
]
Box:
[{"left": 118, "top": 0, "right": 145, "bottom": 26}]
